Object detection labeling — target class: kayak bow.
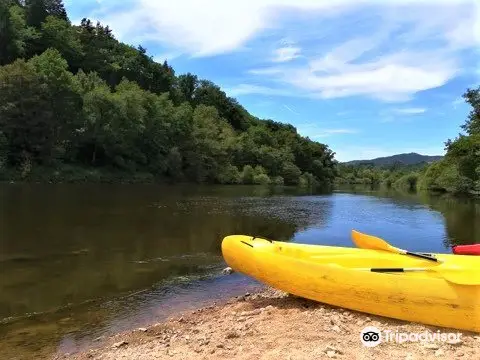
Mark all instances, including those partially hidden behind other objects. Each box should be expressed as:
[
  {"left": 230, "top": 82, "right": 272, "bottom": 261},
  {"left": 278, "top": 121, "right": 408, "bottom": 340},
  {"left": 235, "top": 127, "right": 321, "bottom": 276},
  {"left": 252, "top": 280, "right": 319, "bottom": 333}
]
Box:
[{"left": 453, "top": 244, "right": 480, "bottom": 256}]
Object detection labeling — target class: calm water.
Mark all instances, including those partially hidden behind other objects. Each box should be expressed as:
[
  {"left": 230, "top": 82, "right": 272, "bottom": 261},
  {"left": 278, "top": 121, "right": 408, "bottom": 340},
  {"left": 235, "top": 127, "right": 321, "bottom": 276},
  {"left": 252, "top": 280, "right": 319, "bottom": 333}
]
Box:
[{"left": 0, "top": 184, "right": 478, "bottom": 359}]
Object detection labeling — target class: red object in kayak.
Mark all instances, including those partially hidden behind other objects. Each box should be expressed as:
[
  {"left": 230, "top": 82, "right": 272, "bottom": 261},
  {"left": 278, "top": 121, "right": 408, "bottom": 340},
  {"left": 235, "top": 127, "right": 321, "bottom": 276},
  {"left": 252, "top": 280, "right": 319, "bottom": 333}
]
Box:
[{"left": 452, "top": 244, "right": 480, "bottom": 255}]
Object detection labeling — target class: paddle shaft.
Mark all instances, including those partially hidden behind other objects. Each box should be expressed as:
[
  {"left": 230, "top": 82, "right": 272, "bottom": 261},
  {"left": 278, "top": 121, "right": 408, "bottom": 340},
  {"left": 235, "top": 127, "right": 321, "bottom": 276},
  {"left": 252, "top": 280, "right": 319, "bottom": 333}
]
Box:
[{"left": 399, "top": 250, "right": 440, "bottom": 262}]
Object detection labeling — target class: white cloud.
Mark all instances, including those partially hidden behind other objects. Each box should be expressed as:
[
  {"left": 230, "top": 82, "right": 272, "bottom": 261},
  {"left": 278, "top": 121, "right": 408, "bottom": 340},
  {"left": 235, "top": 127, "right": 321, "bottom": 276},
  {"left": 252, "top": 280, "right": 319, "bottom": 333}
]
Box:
[
  {"left": 295, "top": 122, "right": 358, "bottom": 139},
  {"left": 88, "top": 1, "right": 478, "bottom": 56},
  {"left": 81, "top": 0, "right": 479, "bottom": 101},
  {"left": 272, "top": 46, "right": 301, "bottom": 62},
  {"left": 286, "top": 60, "right": 456, "bottom": 101},
  {"left": 224, "top": 84, "right": 293, "bottom": 97},
  {"left": 392, "top": 107, "right": 427, "bottom": 115},
  {"left": 316, "top": 128, "right": 358, "bottom": 135},
  {"left": 153, "top": 52, "right": 181, "bottom": 63},
  {"left": 90, "top": 0, "right": 365, "bottom": 56}
]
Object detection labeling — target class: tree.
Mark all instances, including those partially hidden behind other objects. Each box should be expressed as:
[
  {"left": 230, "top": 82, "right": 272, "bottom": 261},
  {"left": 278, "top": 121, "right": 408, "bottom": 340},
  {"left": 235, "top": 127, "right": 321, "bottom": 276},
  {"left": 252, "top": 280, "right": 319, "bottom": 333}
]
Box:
[
  {"left": 25, "top": 0, "right": 48, "bottom": 28},
  {"left": 0, "top": 1, "right": 16, "bottom": 64},
  {"left": 77, "top": 79, "right": 117, "bottom": 165},
  {"left": 241, "top": 165, "right": 254, "bottom": 184},
  {"left": 282, "top": 162, "right": 302, "bottom": 185},
  {"left": 29, "top": 48, "right": 82, "bottom": 163},
  {"left": 26, "top": 0, "right": 68, "bottom": 28},
  {"left": 46, "top": 0, "right": 68, "bottom": 21},
  {"left": 0, "top": 4, "right": 39, "bottom": 64},
  {"left": 41, "top": 16, "right": 83, "bottom": 71},
  {"left": 166, "top": 147, "right": 183, "bottom": 180},
  {"left": 176, "top": 73, "right": 198, "bottom": 103},
  {"left": 461, "top": 86, "right": 479, "bottom": 135},
  {"left": 0, "top": 59, "right": 53, "bottom": 167}
]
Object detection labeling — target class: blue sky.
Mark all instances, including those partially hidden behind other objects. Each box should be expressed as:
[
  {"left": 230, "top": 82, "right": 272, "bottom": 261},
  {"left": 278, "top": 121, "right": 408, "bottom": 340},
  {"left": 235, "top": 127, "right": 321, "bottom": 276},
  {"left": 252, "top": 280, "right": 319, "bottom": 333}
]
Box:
[{"left": 64, "top": 0, "right": 479, "bottom": 161}]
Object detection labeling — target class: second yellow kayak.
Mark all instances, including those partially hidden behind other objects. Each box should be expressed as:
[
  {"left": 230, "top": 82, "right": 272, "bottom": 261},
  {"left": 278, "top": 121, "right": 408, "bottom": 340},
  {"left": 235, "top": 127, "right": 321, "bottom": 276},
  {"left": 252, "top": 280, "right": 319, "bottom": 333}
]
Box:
[{"left": 221, "top": 234, "right": 480, "bottom": 333}]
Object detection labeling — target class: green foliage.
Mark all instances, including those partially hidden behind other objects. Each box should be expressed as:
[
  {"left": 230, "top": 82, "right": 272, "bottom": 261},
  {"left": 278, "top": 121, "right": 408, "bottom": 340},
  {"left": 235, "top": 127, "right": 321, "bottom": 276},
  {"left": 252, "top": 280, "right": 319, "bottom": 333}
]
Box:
[
  {"left": 217, "top": 164, "right": 241, "bottom": 184},
  {"left": 282, "top": 162, "right": 302, "bottom": 185},
  {"left": 436, "top": 165, "right": 473, "bottom": 194},
  {"left": 445, "top": 134, "right": 480, "bottom": 180},
  {"left": 421, "top": 86, "right": 480, "bottom": 195},
  {"left": 26, "top": 0, "right": 68, "bottom": 29},
  {"left": 166, "top": 147, "right": 183, "bottom": 180},
  {"left": 0, "top": 59, "right": 54, "bottom": 167},
  {"left": 241, "top": 165, "right": 255, "bottom": 185},
  {"left": 253, "top": 165, "right": 271, "bottom": 184},
  {"left": 0, "top": 1, "right": 338, "bottom": 186},
  {"left": 41, "top": 16, "right": 83, "bottom": 70},
  {"left": 460, "top": 86, "right": 480, "bottom": 135},
  {"left": 299, "top": 172, "right": 318, "bottom": 188},
  {"left": 337, "top": 160, "right": 439, "bottom": 192},
  {"left": 0, "top": 4, "right": 39, "bottom": 64},
  {"left": 272, "top": 176, "right": 284, "bottom": 186},
  {"left": 393, "top": 173, "right": 419, "bottom": 191},
  {"left": 253, "top": 173, "right": 271, "bottom": 185}
]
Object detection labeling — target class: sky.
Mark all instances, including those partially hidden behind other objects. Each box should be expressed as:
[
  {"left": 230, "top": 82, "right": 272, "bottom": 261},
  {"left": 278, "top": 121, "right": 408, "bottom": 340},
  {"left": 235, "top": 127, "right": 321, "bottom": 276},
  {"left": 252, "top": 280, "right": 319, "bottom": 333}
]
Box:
[{"left": 64, "top": 0, "right": 480, "bottom": 162}]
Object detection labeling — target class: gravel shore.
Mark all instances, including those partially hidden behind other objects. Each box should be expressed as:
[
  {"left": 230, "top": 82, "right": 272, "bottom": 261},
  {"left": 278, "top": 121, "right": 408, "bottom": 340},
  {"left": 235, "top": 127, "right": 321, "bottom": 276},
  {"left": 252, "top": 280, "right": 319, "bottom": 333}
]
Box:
[{"left": 54, "top": 288, "right": 479, "bottom": 360}]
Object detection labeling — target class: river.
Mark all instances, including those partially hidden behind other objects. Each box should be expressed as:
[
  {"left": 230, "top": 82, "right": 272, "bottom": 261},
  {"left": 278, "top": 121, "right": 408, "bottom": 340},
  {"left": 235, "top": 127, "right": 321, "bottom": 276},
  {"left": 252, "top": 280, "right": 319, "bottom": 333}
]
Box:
[{"left": 0, "top": 184, "right": 478, "bottom": 359}]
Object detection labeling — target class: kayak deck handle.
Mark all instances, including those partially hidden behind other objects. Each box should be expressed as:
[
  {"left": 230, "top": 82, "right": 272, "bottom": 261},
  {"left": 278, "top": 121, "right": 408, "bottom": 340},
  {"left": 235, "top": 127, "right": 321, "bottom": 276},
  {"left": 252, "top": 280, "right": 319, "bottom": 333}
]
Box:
[{"left": 251, "top": 236, "right": 273, "bottom": 243}]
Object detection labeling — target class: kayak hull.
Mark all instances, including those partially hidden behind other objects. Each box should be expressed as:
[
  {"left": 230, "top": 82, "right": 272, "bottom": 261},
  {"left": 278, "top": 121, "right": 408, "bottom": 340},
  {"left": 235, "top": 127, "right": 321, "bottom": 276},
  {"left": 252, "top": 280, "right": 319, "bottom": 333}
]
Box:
[
  {"left": 453, "top": 244, "right": 480, "bottom": 256},
  {"left": 221, "top": 235, "right": 480, "bottom": 333}
]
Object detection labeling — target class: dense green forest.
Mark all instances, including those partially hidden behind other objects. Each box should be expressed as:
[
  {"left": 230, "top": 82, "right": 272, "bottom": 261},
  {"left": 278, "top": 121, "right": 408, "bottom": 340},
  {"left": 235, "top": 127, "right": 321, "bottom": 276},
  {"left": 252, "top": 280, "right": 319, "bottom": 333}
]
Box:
[
  {"left": 0, "top": 0, "right": 336, "bottom": 186},
  {"left": 336, "top": 162, "right": 429, "bottom": 190},
  {"left": 336, "top": 87, "right": 480, "bottom": 195},
  {"left": 0, "top": 1, "right": 478, "bottom": 194}
]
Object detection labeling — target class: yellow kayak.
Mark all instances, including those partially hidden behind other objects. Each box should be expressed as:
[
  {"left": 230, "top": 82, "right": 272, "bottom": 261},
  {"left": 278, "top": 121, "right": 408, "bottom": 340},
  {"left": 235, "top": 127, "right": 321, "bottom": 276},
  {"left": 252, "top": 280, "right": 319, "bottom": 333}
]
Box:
[{"left": 221, "top": 234, "right": 480, "bottom": 333}]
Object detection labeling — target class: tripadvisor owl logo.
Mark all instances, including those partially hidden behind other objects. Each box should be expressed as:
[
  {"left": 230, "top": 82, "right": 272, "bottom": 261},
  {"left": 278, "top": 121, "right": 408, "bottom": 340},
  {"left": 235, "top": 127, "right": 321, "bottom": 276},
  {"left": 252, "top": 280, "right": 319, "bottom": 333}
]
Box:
[{"left": 360, "top": 326, "right": 382, "bottom": 347}]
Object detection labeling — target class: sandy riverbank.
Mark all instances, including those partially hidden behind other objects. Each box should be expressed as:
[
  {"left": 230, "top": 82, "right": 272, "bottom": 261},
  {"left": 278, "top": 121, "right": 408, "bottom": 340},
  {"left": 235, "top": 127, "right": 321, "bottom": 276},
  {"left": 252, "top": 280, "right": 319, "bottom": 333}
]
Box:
[{"left": 54, "top": 288, "right": 479, "bottom": 360}]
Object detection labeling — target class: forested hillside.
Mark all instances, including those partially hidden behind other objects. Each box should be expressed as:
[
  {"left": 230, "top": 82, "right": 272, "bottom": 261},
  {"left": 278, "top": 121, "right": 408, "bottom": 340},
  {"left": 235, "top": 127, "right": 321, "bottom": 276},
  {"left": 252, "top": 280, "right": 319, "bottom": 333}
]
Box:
[
  {"left": 337, "top": 87, "right": 480, "bottom": 195},
  {"left": 345, "top": 153, "right": 443, "bottom": 166},
  {"left": 0, "top": 0, "right": 336, "bottom": 186}
]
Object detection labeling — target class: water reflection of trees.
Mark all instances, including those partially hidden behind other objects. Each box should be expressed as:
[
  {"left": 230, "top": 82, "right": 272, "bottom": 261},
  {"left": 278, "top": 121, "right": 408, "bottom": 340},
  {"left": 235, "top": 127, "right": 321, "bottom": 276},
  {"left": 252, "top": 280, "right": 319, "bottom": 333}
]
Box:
[
  {"left": 0, "top": 184, "right": 334, "bottom": 319},
  {"left": 0, "top": 184, "right": 334, "bottom": 360},
  {"left": 336, "top": 185, "right": 480, "bottom": 247},
  {"left": 422, "top": 194, "right": 480, "bottom": 246}
]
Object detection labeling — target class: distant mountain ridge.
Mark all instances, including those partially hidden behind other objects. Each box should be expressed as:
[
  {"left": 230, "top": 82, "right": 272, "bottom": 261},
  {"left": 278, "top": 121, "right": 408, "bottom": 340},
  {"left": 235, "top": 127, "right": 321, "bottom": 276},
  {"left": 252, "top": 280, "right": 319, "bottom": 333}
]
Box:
[{"left": 344, "top": 153, "right": 444, "bottom": 166}]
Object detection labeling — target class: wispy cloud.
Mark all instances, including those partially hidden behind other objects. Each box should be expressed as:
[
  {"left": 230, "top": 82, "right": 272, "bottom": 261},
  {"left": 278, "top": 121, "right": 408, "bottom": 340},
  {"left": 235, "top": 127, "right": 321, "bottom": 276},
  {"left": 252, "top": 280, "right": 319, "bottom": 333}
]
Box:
[
  {"left": 272, "top": 46, "right": 301, "bottom": 63},
  {"left": 283, "top": 104, "right": 299, "bottom": 115},
  {"left": 153, "top": 52, "right": 181, "bottom": 63},
  {"left": 82, "top": 1, "right": 479, "bottom": 103},
  {"left": 391, "top": 107, "right": 427, "bottom": 115},
  {"left": 378, "top": 107, "right": 427, "bottom": 122},
  {"left": 224, "top": 84, "right": 293, "bottom": 97},
  {"left": 316, "top": 129, "right": 358, "bottom": 135},
  {"left": 295, "top": 123, "right": 358, "bottom": 139}
]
